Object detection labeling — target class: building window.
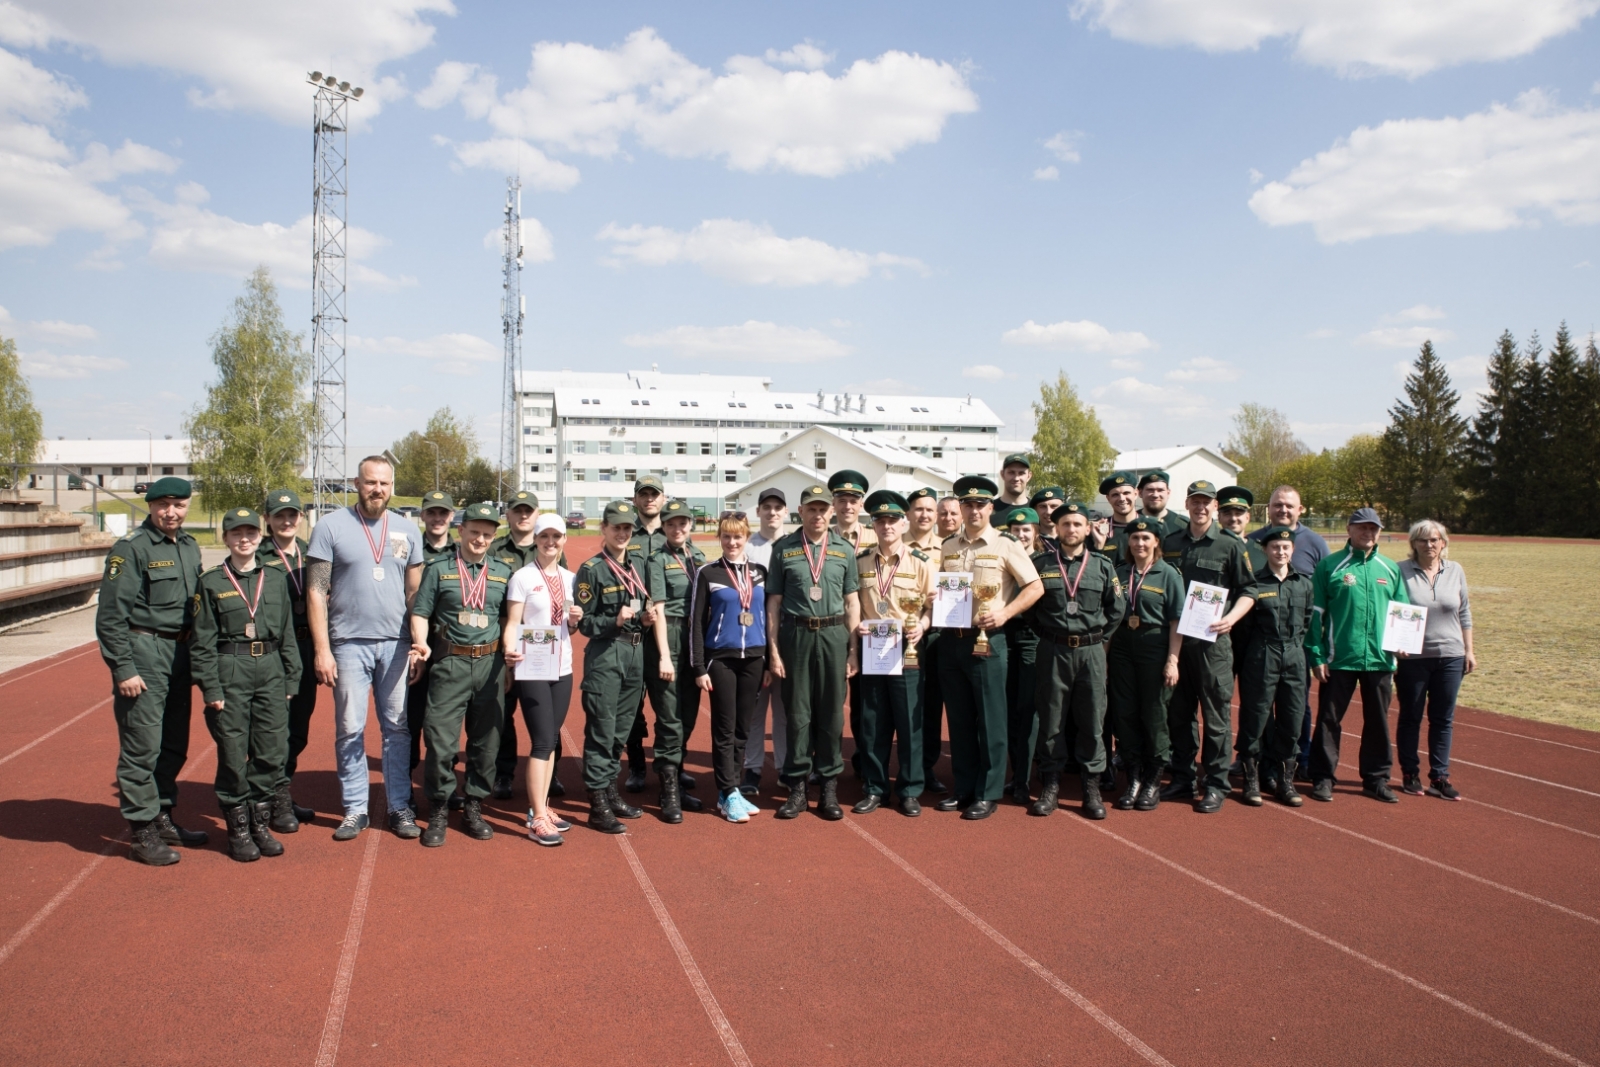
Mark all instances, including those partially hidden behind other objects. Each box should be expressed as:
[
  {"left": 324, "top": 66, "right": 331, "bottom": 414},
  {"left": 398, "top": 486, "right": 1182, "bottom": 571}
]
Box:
[
  {"left": 650, "top": 441, "right": 662, "bottom": 454},
  {"left": 675, "top": 442, "right": 687, "bottom": 455},
  {"left": 724, "top": 469, "right": 737, "bottom": 482},
  {"left": 674, "top": 470, "right": 687, "bottom": 482},
  {"left": 111, "top": 467, "right": 123, "bottom": 475},
  {"left": 599, "top": 469, "right": 614, "bottom": 482},
  {"left": 749, "top": 444, "right": 761, "bottom": 456},
  {"left": 813, "top": 452, "right": 827, "bottom": 471},
  {"left": 136, "top": 466, "right": 148, "bottom": 476},
  {"left": 700, "top": 442, "right": 712, "bottom": 455},
  {"left": 624, "top": 468, "right": 637, "bottom": 482},
  {"left": 931, "top": 447, "right": 943, "bottom": 459},
  {"left": 573, "top": 470, "right": 586, "bottom": 482},
  {"left": 723, "top": 443, "right": 737, "bottom": 456},
  {"left": 79, "top": 467, "right": 92, "bottom": 476}
]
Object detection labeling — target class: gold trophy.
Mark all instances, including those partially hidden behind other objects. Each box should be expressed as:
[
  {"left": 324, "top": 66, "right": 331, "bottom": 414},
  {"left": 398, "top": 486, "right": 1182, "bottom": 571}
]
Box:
[
  {"left": 972, "top": 580, "right": 1001, "bottom": 657},
  {"left": 897, "top": 591, "right": 924, "bottom": 667}
]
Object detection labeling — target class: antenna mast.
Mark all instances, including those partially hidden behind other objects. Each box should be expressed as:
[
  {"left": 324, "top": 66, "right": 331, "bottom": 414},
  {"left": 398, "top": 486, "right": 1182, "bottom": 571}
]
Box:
[{"left": 499, "top": 176, "right": 524, "bottom": 502}]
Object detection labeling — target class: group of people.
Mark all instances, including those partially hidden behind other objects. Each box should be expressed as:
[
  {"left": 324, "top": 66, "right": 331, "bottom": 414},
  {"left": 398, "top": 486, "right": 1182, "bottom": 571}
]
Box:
[{"left": 96, "top": 452, "right": 1476, "bottom": 866}]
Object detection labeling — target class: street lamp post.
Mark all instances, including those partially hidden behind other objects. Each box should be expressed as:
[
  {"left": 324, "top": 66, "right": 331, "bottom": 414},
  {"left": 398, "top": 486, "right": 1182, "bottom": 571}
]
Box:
[{"left": 420, "top": 439, "right": 441, "bottom": 492}]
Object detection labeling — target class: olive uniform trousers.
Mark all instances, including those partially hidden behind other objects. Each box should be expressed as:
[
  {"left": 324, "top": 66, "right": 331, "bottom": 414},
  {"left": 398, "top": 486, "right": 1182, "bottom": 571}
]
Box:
[
  {"left": 1168, "top": 635, "right": 1236, "bottom": 793},
  {"left": 113, "top": 634, "right": 194, "bottom": 822},
  {"left": 1106, "top": 631, "right": 1172, "bottom": 775},
  {"left": 938, "top": 629, "right": 1009, "bottom": 802},
  {"left": 1034, "top": 640, "right": 1108, "bottom": 777},
  {"left": 581, "top": 635, "right": 646, "bottom": 792},
  {"left": 644, "top": 623, "right": 702, "bottom": 772},
  {"left": 858, "top": 668, "right": 924, "bottom": 799},
  {"left": 204, "top": 649, "right": 290, "bottom": 808},
  {"left": 778, "top": 621, "right": 848, "bottom": 783},
  {"left": 422, "top": 653, "right": 505, "bottom": 803}
]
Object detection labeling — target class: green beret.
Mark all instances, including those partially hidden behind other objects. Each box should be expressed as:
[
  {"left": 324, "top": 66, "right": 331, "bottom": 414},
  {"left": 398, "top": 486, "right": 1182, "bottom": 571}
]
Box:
[
  {"left": 264, "top": 489, "right": 302, "bottom": 515},
  {"left": 1217, "top": 485, "right": 1253, "bottom": 509},
  {"left": 1053, "top": 501, "right": 1092, "bottom": 521},
  {"left": 1258, "top": 524, "right": 1298, "bottom": 543},
  {"left": 420, "top": 489, "right": 454, "bottom": 511},
  {"left": 1137, "top": 470, "right": 1171, "bottom": 489},
  {"left": 1098, "top": 471, "right": 1135, "bottom": 495},
  {"left": 603, "top": 500, "right": 638, "bottom": 525},
  {"left": 905, "top": 486, "right": 938, "bottom": 504},
  {"left": 953, "top": 475, "right": 997, "bottom": 501},
  {"left": 1003, "top": 506, "right": 1039, "bottom": 527},
  {"left": 144, "top": 476, "right": 191, "bottom": 502},
  {"left": 1125, "top": 516, "right": 1163, "bottom": 537},
  {"left": 222, "top": 507, "right": 261, "bottom": 532},
  {"left": 661, "top": 498, "right": 692, "bottom": 521},
  {"left": 1029, "top": 486, "right": 1065, "bottom": 507},
  {"left": 1186, "top": 480, "right": 1218, "bottom": 500},
  {"left": 864, "top": 489, "right": 907, "bottom": 518},
  {"left": 461, "top": 502, "right": 500, "bottom": 524},
  {"left": 828, "top": 469, "right": 868, "bottom": 497},
  {"left": 1002, "top": 453, "right": 1032, "bottom": 470},
  {"left": 633, "top": 474, "right": 664, "bottom": 494},
  {"left": 505, "top": 489, "right": 538, "bottom": 511},
  {"left": 799, "top": 483, "right": 832, "bottom": 507}
]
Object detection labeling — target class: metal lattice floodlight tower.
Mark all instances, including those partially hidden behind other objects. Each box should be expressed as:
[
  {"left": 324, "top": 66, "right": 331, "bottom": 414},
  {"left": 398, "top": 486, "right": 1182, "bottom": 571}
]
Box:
[
  {"left": 499, "top": 177, "right": 524, "bottom": 503},
  {"left": 308, "top": 72, "right": 362, "bottom": 515}
]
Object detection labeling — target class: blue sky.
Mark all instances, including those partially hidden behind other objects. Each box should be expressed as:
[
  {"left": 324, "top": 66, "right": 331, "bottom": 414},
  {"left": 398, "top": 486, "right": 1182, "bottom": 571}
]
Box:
[{"left": 2, "top": 1, "right": 1596, "bottom": 460}]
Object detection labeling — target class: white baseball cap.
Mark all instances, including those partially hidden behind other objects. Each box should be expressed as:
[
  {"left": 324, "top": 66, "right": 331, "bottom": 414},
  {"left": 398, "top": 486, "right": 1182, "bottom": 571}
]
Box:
[{"left": 534, "top": 513, "right": 565, "bottom": 536}]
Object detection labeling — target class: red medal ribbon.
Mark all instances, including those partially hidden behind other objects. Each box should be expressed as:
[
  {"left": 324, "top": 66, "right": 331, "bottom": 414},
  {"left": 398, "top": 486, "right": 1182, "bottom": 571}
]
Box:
[
  {"left": 273, "top": 540, "right": 303, "bottom": 598},
  {"left": 357, "top": 507, "right": 390, "bottom": 567},
  {"left": 726, "top": 559, "right": 754, "bottom": 613},
  {"left": 602, "top": 550, "right": 647, "bottom": 601},
  {"left": 1050, "top": 539, "right": 1088, "bottom": 603},
  {"left": 456, "top": 551, "right": 488, "bottom": 610},
  {"left": 222, "top": 562, "right": 264, "bottom": 625},
  {"left": 539, "top": 566, "right": 565, "bottom": 626},
  {"left": 875, "top": 550, "right": 899, "bottom": 605},
  {"left": 1126, "top": 560, "right": 1152, "bottom": 616},
  {"left": 802, "top": 535, "right": 828, "bottom": 586}
]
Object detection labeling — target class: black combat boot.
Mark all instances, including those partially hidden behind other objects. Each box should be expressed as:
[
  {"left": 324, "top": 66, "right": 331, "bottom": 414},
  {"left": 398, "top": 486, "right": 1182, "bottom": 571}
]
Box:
[
  {"left": 587, "top": 789, "right": 626, "bottom": 834},
  {"left": 624, "top": 761, "right": 647, "bottom": 793},
  {"left": 1028, "top": 775, "right": 1060, "bottom": 817},
  {"left": 1115, "top": 766, "right": 1142, "bottom": 811},
  {"left": 461, "top": 797, "right": 495, "bottom": 840},
  {"left": 154, "top": 810, "right": 209, "bottom": 847},
  {"left": 128, "top": 820, "right": 180, "bottom": 866},
  {"left": 249, "top": 802, "right": 285, "bottom": 856},
  {"left": 421, "top": 801, "right": 449, "bottom": 846},
  {"left": 223, "top": 805, "right": 260, "bottom": 863},
  {"left": 607, "top": 783, "right": 643, "bottom": 819},
  {"left": 1240, "top": 759, "right": 1263, "bottom": 807},
  {"left": 817, "top": 778, "right": 843, "bottom": 821},
  {"left": 1135, "top": 764, "right": 1162, "bottom": 811},
  {"left": 776, "top": 779, "right": 808, "bottom": 819},
  {"left": 658, "top": 768, "right": 683, "bottom": 824},
  {"left": 269, "top": 783, "right": 300, "bottom": 833},
  {"left": 1013, "top": 776, "right": 1031, "bottom": 808},
  {"left": 1081, "top": 775, "right": 1107, "bottom": 820},
  {"left": 1276, "top": 760, "right": 1303, "bottom": 807}
]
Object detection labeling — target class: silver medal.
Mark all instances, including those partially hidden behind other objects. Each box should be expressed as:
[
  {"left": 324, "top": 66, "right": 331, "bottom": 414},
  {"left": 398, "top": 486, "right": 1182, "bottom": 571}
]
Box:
[
  {"left": 629, "top": 598, "right": 641, "bottom": 613},
  {"left": 809, "top": 585, "right": 823, "bottom": 602},
  {"left": 458, "top": 610, "right": 471, "bottom": 626},
  {"left": 1066, "top": 601, "right": 1079, "bottom": 615},
  {"left": 372, "top": 566, "right": 386, "bottom": 581},
  {"left": 877, "top": 600, "right": 891, "bottom": 615},
  {"left": 244, "top": 622, "right": 256, "bottom": 639},
  {"left": 476, "top": 612, "right": 489, "bottom": 628}
]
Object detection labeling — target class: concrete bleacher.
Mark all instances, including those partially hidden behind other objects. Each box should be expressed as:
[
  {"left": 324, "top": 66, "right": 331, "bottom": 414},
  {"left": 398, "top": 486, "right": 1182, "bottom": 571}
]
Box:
[{"left": 0, "top": 498, "right": 114, "bottom": 631}]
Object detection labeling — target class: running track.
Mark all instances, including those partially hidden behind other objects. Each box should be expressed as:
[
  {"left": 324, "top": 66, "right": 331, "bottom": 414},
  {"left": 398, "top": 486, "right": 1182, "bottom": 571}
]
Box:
[{"left": 1, "top": 545, "right": 1596, "bottom": 1065}]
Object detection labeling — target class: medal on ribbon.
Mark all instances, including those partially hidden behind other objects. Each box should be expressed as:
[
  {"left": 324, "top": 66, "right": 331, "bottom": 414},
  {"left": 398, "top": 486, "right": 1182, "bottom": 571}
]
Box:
[
  {"left": 1125, "top": 559, "right": 1152, "bottom": 631},
  {"left": 875, "top": 551, "right": 898, "bottom": 617},
  {"left": 727, "top": 558, "right": 755, "bottom": 626},
  {"left": 803, "top": 536, "right": 827, "bottom": 603},
  {"left": 539, "top": 566, "right": 565, "bottom": 628},
  {"left": 1051, "top": 539, "right": 1088, "bottom": 618},
  {"left": 223, "top": 561, "right": 265, "bottom": 640},
  {"left": 358, "top": 507, "right": 390, "bottom": 582},
  {"left": 602, "top": 549, "right": 648, "bottom": 619},
  {"left": 456, "top": 551, "right": 490, "bottom": 629}
]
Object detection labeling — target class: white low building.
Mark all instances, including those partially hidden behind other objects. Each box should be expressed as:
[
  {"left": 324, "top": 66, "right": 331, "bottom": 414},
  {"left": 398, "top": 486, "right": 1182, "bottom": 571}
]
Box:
[
  {"left": 30, "top": 438, "right": 194, "bottom": 493},
  {"left": 727, "top": 426, "right": 959, "bottom": 516},
  {"left": 1103, "top": 446, "right": 1242, "bottom": 508}
]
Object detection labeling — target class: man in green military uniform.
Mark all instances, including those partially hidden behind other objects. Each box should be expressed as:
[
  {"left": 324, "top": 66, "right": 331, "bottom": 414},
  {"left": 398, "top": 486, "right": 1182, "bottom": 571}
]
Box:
[
  {"left": 1027, "top": 502, "right": 1125, "bottom": 818},
  {"left": 644, "top": 498, "right": 707, "bottom": 822},
  {"left": 766, "top": 484, "right": 861, "bottom": 821},
  {"left": 491, "top": 489, "right": 541, "bottom": 798},
  {"left": 257, "top": 488, "right": 318, "bottom": 832},
  {"left": 623, "top": 476, "right": 670, "bottom": 791},
  {"left": 409, "top": 502, "right": 515, "bottom": 846},
  {"left": 997, "top": 454, "right": 1033, "bottom": 509},
  {"left": 1138, "top": 470, "right": 1188, "bottom": 538},
  {"left": 994, "top": 506, "right": 1042, "bottom": 802},
  {"left": 96, "top": 476, "right": 208, "bottom": 866},
  {"left": 1029, "top": 486, "right": 1065, "bottom": 528},
  {"left": 576, "top": 500, "right": 657, "bottom": 833},
  {"left": 1217, "top": 486, "right": 1267, "bottom": 571},
  {"left": 1236, "top": 526, "right": 1314, "bottom": 807},
  {"left": 1160, "top": 480, "right": 1258, "bottom": 813},
  {"left": 407, "top": 490, "right": 458, "bottom": 801},
  {"left": 917, "top": 492, "right": 962, "bottom": 795},
  {"left": 827, "top": 468, "right": 873, "bottom": 781},
  {"left": 191, "top": 508, "right": 302, "bottom": 862},
  {"left": 1093, "top": 471, "right": 1139, "bottom": 561}
]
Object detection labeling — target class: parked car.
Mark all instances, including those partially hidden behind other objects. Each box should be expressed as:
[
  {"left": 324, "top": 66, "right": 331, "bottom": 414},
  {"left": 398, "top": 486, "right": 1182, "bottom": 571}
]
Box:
[
  {"left": 394, "top": 505, "right": 420, "bottom": 518},
  {"left": 565, "top": 510, "right": 586, "bottom": 529},
  {"left": 133, "top": 482, "right": 148, "bottom": 495}
]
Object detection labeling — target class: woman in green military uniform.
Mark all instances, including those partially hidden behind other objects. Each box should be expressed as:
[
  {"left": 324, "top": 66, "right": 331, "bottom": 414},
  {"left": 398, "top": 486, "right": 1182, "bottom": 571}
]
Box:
[
  {"left": 1106, "top": 516, "right": 1183, "bottom": 811},
  {"left": 408, "top": 502, "right": 516, "bottom": 846},
  {"left": 996, "top": 506, "right": 1041, "bottom": 804},
  {"left": 257, "top": 488, "right": 318, "bottom": 833},
  {"left": 1236, "top": 526, "right": 1315, "bottom": 807},
  {"left": 190, "top": 508, "right": 302, "bottom": 863},
  {"left": 646, "top": 498, "right": 708, "bottom": 822}
]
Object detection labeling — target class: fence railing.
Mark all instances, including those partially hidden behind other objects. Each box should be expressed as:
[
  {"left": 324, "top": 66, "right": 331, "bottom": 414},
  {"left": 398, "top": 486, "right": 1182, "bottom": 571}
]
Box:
[{"left": 2, "top": 463, "right": 149, "bottom": 527}]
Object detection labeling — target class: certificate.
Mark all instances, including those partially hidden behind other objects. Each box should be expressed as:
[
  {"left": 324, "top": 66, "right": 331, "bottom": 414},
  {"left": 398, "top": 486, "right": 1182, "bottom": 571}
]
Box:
[
  {"left": 932, "top": 573, "right": 973, "bottom": 628},
  {"left": 1382, "top": 602, "right": 1428, "bottom": 655},
  {"left": 861, "top": 620, "right": 903, "bottom": 676},
  {"left": 1176, "top": 581, "right": 1229, "bottom": 642},
  {"left": 514, "top": 627, "right": 561, "bottom": 681}
]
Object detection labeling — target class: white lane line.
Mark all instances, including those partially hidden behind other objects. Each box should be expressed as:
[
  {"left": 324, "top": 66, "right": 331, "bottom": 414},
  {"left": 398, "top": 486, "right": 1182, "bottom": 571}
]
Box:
[
  {"left": 616, "top": 836, "right": 753, "bottom": 1067},
  {"left": 0, "top": 697, "right": 111, "bottom": 767},
  {"left": 1271, "top": 806, "right": 1599, "bottom": 926},
  {"left": 0, "top": 643, "right": 98, "bottom": 690},
  {"left": 314, "top": 827, "right": 383, "bottom": 1067},
  {"left": 1078, "top": 821, "right": 1593, "bottom": 1067},
  {"left": 1461, "top": 798, "right": 1600, "bottom": 842},
  {"left": 845, "top": 817, "right": 1175, "bottom": 1067},
  {"left": 1452, "top": 759, "right": 1600, "bottom": 799},
  {"left": 1458, "top": 722, "right": 1600, "bottom": 755}
]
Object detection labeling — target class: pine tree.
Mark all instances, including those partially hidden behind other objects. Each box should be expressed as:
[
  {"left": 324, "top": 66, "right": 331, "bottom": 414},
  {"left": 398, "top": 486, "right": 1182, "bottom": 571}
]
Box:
[
  {"left": 1541, "top": 323, "right": 1589, "bottom": 535},
  {"left": 1574, "top": 334, "right": 1600, "bottom": 537},
  {"left": 1030, "top": 371, "right": 1116, "bottom": 500},
  {"left": 1503, "top": 332, "right": 1548, "bottom": 529},
  {"left": 0, "top": 334, "right": 44, "bottom": 487},
  {"left": 1461, "top": 331, "right": 1523, "bottom": 533},
  {"left": 1378, "top": 340, "right": 1465, "bottom": 525}
]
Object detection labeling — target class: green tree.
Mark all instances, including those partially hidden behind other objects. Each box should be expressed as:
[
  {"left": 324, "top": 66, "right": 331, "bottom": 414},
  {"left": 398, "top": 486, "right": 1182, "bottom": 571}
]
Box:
[
  {"left": 1274, "top": 450, "right": 1336, "bottom": 520},
  {"left": 458, "top": 457, "right": 502, "bottom": 505},
  {"left": 0, "top": 335, "right": 43, "bottom": 487},
  {"left": 1541, "top": 323, "right": 1595, "bottom": 534},
  {"left": 1225, "top": 403, "right": 1308, "bottom": 499},
  {"left": 184, "top": 267, "right": 313, "bottom": 513},
  {"left": 1579, "top": 334, "right": 1600, "bottom": 537},
  {"left": 392, "top": 408, "right": 478, "bottom": 498},
  {"left": 1030, "top": 371, "right": 1116, "bottom": 500},
  {"left": 1330, "top": 434, "right": 1385, "bottom": 514},
  {"left": 1378, "top": 340, "right": 1465, "bottom": 525},
  {"left": 1460, "top": 330, "right": 1522, "bottom": 532}
]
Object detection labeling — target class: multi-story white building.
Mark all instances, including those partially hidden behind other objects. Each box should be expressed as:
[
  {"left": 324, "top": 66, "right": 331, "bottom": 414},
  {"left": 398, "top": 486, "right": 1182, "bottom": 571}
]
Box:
[
  {"left": 30, "top": 438, "right": 194, "bottom": 492},
  {"left": 516, "top": 369, "right": 1006, "bottom": 517}
]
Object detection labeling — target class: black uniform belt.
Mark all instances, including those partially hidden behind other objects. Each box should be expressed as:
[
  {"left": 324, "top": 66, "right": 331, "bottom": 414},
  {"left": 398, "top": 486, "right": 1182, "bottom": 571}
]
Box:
[
  {"left": 130, "top": 626, "right": 191, "bottom": 641},
  {"left": 219, "top": 639, "right": 279, "bottom": 657},
  {"left": 1036, "top": 628, "right": 1104, "bottom": 648},
  {"left": 446, "top": 639, "right": 501, "bottom": 658},
  {"left": 781, "top": 614, "right": 846, "bottom": 632}
]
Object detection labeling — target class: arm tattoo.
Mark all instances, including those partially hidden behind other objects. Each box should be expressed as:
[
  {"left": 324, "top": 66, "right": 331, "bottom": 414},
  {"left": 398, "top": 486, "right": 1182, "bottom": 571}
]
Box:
[{"left": 309, "top": 560, "right": 332, "bottom": 595}]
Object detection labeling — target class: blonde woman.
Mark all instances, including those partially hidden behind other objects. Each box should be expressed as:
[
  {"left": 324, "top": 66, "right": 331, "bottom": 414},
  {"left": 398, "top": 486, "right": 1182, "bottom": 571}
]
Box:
[{"left": 1395, "top": 520, "right": 1475, "bottom": 800}]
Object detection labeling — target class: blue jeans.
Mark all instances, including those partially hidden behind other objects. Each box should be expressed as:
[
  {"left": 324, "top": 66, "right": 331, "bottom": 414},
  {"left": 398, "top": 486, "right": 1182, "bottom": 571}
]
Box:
[
  {"left": 1394, "top": 656, "right": 1463, "bottom": 781},
  {"left": 332, "top": 638, "right": 413, "bottom": 816}
]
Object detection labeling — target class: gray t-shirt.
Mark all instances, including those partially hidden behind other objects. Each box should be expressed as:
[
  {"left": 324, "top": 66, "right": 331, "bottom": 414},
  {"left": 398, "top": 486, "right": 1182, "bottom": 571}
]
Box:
[
  {"left": 746, "top": 530, "right": 783, "bottom": 571},
  {"left": 307, "top": 506, "right": 423, "bottom": 641}
]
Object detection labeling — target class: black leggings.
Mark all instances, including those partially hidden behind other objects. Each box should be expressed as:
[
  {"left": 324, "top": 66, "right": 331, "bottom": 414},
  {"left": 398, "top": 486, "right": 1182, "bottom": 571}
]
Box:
[
  {"left": 516, "top": 675, "right": 574, "bottom": 760},
  {"left": 707, "top": 657, "right": 765, "bottom": 794}
]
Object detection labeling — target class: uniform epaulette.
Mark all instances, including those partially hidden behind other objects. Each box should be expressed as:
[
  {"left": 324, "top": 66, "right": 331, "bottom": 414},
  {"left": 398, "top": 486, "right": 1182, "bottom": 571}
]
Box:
[
  {"left": 910, "top": 548, "right": 929, "bottom": 561},
  {"left": 856, "top": 547, "right": 873, "bottom": 559}
]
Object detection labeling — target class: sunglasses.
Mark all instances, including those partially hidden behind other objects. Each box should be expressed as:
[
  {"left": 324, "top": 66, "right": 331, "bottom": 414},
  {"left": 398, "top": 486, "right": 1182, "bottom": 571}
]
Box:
[{"left": 719, "top": 510, "right": 748, "bottom": 520}]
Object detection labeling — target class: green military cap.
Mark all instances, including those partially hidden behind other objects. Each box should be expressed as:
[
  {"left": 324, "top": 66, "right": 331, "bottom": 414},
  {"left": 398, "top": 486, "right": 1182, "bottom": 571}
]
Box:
[
  {"left": 1137, "top": 470, "right": 1171, "bottom": 489},
  {"left": 264, "top": 488, "right": 302, "bottom": 515},
  {"left": 798, "top": 483, "right": 832, "bottom": 507},
  {"left": 1053, "top": 501, "right": 1093, "bottom": 521},
  {"left": 1003, "top": 506, "right": 1039, "bottom": 527},
  {"left": 634, "top": 474, "right": 664, "bottom": 494},
  {"left": 828, "top": 469, "right": 868, "bottom": 497},
  {"left": 953, "top": 475, "right": 998, "bottom": 501},
  {"left": 1186, "top": 479, "right": 1218, "bottom": 499},
  {"left": 1001, "top": 453, "right": 1032, "bottom": 470},
  {"left": 420, "top": 489, "right": 453, "bottom": 511},
  {"left": 143, "top": 476, "right": 191, "bottom": 501},
  {"left": 221, "top": 507, "right": 261, "bottom": 532},
  {"left": 1029, "top": 486, "right": 1065, "bottom": 507},
  {"left": 505, "top": 489, "right": 538, "bottom": 511},
  {"left": 660, "top": 498, "right": 692, "bottom": 522},
  {"left": 864, "top": 489, "right": 908, "bottom": 518},
  {"left": 1217, "top": 485, "right": 1253, "bottom": 510},
  {"left": 603, "top": 500, "right": 638, "bottom": 525},
  {"left": 1258, "top": 524, "right": 1298, "bottom": 542},
  {"left": 1098, "top": 470, "right": 1135, "bottom": 495},
  {"left": 905, "top": 486, "right": 938, "bottom": 504},
  {"left": 1125, "top": 516, "right": 1164, "bottom": 537},
  {"left": 461, "top": 501, "right": 500, "bottom": 524}
]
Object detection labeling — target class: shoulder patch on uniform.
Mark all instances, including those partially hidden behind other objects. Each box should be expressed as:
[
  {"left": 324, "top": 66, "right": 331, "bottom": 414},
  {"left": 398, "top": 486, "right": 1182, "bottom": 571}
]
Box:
[
  {"left": 576, "top": 581, "right": 593, "bottom": 604},
  {"left": 189, "top": 592, "right": 201, "bottom": 615},
  {"left": 107, "top": 556, "right": 124, "bottom": 578}
]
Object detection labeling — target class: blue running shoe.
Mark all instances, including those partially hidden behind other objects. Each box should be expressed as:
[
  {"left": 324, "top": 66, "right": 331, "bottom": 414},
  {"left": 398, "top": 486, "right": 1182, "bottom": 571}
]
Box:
[
  {"left": 717, "top": 791, "right": 749, "bottom": 823},
  {"left": 732, "top": 791, "right": 761, "bottom": 818}
]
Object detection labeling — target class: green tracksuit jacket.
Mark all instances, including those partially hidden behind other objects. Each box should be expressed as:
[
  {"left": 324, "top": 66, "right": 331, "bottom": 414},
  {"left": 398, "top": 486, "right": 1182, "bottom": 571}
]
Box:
[{"left": 1305, "top": 544, "right": 1410, "bottom": 673}]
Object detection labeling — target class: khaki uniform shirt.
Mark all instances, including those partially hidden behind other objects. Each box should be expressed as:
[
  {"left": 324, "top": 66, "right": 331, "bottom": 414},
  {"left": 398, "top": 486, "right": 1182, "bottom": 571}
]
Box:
[
  {"left": 939, "top": 525, "right": 1040, "bottom": 609},
  {"left": 906, "top": 528, "right": 941, "bottom": 555},
  {"left": 856, "top": 544, "right": 937, "bottom": 623},
  {"left": 834, "top": 522, "right": 877, "bottom": 554}
]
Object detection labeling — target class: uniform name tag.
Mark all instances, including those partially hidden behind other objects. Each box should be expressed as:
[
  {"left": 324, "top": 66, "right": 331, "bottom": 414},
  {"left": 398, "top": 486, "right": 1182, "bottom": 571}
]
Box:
[
  {"left": 1257, "top": 590, "right": 1278, "bottom": 599},
  {"left": 148, "top": 559, "right": 175, "bottom": 568},
  {"left": 215, "top": 590, "right": 240, "bottom": 600}
]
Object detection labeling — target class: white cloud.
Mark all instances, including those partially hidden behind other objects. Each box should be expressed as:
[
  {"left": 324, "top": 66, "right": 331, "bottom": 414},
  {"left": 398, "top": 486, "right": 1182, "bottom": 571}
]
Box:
[
  {"left": 1001, "top": 318, "right": 1157, "bottom": 355},
  {"left": 1069, "top": 0, "right": 1599, "bottom": 77},
  {"left": 1110, "top": 356, "right": 1143, "bottom": 370},
  {"left": 1249, "top": 90, "right": 1600, "bottom": 243},
  {"left": 1385, "top": 303, "right": 1445, "bottom": 322},
  {"left": 1090, "top": 376, "right": 1214, "bottom": 437},
  {"left": 598, "top": 218, "right": 925, "bottom": 287},
  {"left": 1044, "top": 130, "right": 1082, "bottom": 163},
  {"left": 431, "top": 135, "right": 581, "bottom": 191},
  {"left": 421, "top": 28, "right": 978, "bottom": 177},
  {"left": 1248, "top": 167, "right": 1264, "bottom": 185},
  {"left": 1358, "top": 325, "right": 1455, "bottom": 348},
  {"left": 1165, "top": 357, "right": 1240, "bottom": 382},
  {"left": 961, "top": 364, "right": 1008, "bottom": 380},
  {"left": 349, "top": 332, "right": 499, "bottom": 376},
  {"left": 19, "top": 350, "right": 126, "bottom": 379},
  {"left": 0, "top": 306, "right": 96, "bottom": 342},
  {"left": 1033, "top": 165, "right": 1060, "bottom": 181},
  {"left": 4, "top": 1, "right": 454, "bottom": 123},
  {"left": 623, "top": 321, "right": 851, "bottom": 363},
  {"left": 481, "top": 219, "right": 555, "bottom": 263}
]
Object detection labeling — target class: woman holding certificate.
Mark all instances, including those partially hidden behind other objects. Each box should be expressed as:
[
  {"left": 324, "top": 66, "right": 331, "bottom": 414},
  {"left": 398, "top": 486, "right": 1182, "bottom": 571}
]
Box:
[
  {"left": 1395, "top": 520, "right": 1475, "bottom": 801},
  {"left": 1105, "top": 516, "right": 1183, "bottom": 812},
  {"left": 503, "top": 514, "right": 580, "bottom": 846},
  {"left": 688, "top": 513, "right": 770, "bottom": 823}
]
